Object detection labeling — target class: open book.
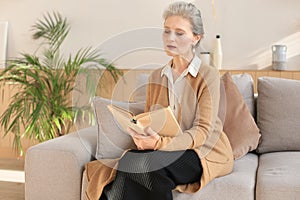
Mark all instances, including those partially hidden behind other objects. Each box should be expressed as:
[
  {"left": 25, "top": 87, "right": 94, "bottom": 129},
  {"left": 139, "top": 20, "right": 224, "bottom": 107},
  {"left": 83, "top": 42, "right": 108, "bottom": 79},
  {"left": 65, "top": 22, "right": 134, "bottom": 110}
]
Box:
[{"left": 107, "top": 105, "right": 183, "bottom": 137}]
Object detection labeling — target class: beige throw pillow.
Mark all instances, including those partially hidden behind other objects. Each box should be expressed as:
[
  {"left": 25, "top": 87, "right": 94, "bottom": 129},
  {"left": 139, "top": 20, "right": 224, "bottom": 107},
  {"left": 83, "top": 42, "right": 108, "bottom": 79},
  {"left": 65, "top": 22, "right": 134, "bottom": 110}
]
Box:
[{"left": 220, "top": 72, "right": 261, "bottom": 160}]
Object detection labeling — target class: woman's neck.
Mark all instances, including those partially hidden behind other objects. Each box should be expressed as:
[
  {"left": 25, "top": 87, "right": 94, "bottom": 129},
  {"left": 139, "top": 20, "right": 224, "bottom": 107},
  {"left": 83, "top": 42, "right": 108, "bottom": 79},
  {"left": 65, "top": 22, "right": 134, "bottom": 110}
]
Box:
[{"left": 172, "top": 54, "right": 194, "bottom": 74}]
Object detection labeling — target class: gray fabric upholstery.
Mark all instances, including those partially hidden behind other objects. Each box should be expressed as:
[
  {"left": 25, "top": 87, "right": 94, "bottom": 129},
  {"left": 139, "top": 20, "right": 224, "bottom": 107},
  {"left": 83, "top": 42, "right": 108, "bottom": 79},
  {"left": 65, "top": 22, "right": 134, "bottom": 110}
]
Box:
[
  {"left": 25, "top": 74, "right": 300, "bottom": 200},
  {"left": 231, "top": 73, "right": 255, "bottom": 117},
  {"left": 256, "top": 152, "right": 300, "bottom": 200},
  {"left": 81, "top": 153, "right": 258, "bottom": 200},
  {"left": 172, "top": 153, "right": 258, "bottom": 200},
  {"left": 93, "top": 96, "right": 145, "bottom": 159},
  {"left": 257, "top": 77, "right": 300, "bottom": 153},
  {"left": 25, "top": 126, "right": 97, "bottom": 200},
  {"left": 131, "top": 73, "right": 149, "bottom": 102}
]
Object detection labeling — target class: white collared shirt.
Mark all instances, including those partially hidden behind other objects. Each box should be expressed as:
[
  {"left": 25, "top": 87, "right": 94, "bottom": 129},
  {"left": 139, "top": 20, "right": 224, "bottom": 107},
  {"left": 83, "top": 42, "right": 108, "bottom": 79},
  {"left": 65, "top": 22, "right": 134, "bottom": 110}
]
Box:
[{"left": 161, "top": 56, "right": 202, "bottom": 118}]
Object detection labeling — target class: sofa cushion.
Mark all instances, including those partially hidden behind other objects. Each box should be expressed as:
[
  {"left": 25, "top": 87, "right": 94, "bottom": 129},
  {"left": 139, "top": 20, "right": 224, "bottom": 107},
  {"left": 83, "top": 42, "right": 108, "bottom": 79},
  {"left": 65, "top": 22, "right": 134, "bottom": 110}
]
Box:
[
  {"left": 256, "top": 77, "right": 300, "bottom": 153},
  {"left": 172, "top": 153, "right": 258, "bottom": 200},
  {"left": 256, "top": 152, "right": 300, "bottom": 200},
  {"left": 131, "top": 73, "right": 149, "bottom": 102},
  {"left": 93, "top": 96, "right": 144, "bottom": 159},
  {"left": 82, "top": 153, "right": 258, "bottom": 200},
  {"left": 219, "top": 73, "right": 260, "bottom": 160},
  {"left": 231, "top": 73, "right": 255, "bottom": 117}
]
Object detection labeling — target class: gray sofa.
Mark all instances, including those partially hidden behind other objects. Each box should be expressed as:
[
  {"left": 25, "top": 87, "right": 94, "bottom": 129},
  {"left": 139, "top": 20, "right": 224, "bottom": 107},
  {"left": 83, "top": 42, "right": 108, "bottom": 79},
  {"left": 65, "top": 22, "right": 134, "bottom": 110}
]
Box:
[{"left": 25, "top": 74, "right": 300, "bottom": 200}]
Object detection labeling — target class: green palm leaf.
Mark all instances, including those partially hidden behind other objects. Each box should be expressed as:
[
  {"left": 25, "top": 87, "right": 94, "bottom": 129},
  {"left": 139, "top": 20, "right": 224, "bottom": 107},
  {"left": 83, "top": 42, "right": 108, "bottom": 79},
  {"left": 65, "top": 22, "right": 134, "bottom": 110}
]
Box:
[
  {"left": 0, "top": 11, "right": 122, "bottom": 154},
  {"left": 32, "top": 12, "right": 70, "bottom": 53}
]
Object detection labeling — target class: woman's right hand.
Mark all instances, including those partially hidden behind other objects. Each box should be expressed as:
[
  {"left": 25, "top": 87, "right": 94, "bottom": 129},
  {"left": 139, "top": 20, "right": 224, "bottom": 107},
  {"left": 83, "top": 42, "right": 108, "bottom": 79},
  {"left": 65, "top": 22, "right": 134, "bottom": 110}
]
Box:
[{"left": 127, "top": 127, "right": 160, "bottom": 150}]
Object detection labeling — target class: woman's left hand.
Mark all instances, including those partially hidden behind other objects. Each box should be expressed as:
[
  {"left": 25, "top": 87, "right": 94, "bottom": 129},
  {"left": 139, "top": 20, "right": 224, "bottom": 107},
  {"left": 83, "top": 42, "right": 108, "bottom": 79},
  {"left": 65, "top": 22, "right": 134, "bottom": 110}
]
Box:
[{"left": 127, "top": 127, "right": 160, "bottom": 150}]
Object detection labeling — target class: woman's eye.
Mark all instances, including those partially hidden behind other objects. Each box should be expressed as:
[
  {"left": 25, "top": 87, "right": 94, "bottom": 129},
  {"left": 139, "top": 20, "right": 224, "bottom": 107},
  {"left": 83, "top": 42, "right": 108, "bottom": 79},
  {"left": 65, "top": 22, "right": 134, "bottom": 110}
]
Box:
[
  {"left": 164, "top": 30, "right": 170, "bottom": 34},
  {"left": 176, "top": 32, "right": 184, "bottom": 36}
]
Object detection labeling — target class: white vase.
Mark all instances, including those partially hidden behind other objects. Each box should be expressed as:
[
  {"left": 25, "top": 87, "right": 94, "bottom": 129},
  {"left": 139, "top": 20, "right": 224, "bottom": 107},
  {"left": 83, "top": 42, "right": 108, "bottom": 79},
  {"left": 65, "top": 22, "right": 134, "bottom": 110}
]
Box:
[{"left": 212, "top": 35, "right": 223, "bottom": 69}]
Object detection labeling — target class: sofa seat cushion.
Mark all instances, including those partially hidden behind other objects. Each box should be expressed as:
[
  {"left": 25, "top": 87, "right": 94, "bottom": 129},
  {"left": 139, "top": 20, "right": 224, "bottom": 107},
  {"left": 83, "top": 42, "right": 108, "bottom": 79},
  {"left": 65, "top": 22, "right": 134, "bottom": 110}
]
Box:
[
  {"left": 256, "top": 152, "right": 300, "bottom": 200},
  {"left": 172, "top": 153, "right": 258, "bottom": 200},
  {"left": 82, "top": 153, "right": 258, "bottom": 200}
]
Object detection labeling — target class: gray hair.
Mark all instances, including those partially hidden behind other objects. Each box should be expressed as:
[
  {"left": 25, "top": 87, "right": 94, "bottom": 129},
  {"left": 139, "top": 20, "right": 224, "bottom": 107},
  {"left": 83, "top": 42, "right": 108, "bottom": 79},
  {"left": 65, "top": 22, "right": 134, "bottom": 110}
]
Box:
[{"left": 163, "top": 2, "right": 204, "bottom": 36}]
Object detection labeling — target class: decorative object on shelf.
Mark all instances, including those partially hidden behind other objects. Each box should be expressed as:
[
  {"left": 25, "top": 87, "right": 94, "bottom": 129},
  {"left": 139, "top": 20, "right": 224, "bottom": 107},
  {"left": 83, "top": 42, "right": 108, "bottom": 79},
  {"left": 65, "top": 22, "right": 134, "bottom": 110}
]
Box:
[
  {"left": 200, "top": 52, "right": 211, "bottom": 66},
  {"left": 272, "top": 45, "right": 287, "bottom": 70},
  {"left": 0, "top": 12, "right": 121, "bottom": 155},
  {"left": 0, "top": 21, "right": 8, "bottom": 68},
  {"left": 212, "top": 34, "right": 223, "bottom": 69}
]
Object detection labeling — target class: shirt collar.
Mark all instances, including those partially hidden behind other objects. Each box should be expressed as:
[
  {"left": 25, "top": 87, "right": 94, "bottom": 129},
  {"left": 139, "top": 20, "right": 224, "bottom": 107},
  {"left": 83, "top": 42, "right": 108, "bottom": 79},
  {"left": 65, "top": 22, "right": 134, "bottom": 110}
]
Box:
[
  {"left": 161, "top": 55, "right": 202, "bottom": 78},
  {"left": 188, "top": 55, "right": 202, "bottom": 77}
]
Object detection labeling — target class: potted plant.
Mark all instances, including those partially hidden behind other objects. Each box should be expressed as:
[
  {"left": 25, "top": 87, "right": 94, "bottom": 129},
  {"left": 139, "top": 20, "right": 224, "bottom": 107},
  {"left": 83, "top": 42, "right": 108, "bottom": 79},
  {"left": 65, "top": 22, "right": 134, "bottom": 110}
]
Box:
[{"left": 0, "top": 12, "right": 122, "bottom": 155}]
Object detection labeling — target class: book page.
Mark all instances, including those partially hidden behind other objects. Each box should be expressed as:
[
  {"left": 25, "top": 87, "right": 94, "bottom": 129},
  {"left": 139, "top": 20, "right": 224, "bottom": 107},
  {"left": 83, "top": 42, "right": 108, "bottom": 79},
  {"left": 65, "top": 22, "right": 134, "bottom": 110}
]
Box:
[
  {"left": 107, "top": 104, "right": 134, "bottom": 118},
  {"left": 107, "top": 105, "right": 137, "bottom": 133},
  {"left": 107, "top": 105, "right": 182, "bottom": 137}
]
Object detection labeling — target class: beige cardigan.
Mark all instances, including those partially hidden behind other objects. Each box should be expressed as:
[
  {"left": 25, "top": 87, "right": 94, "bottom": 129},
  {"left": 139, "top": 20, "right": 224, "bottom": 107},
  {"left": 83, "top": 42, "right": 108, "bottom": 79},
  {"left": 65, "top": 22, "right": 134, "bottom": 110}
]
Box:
[{"left": 85, "top": 63, "right": 234, "bottom": 200}]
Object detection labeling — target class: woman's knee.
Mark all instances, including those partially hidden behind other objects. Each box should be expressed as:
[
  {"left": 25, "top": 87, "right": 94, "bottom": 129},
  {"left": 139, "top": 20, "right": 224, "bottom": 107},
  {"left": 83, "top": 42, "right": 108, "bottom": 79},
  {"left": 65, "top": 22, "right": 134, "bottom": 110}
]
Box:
[
  {"left": 118, "top": 150, "right": 186, "bottom": 173},
  {"left": 118, "top": 150, "right": 155, "bottom": 173}
]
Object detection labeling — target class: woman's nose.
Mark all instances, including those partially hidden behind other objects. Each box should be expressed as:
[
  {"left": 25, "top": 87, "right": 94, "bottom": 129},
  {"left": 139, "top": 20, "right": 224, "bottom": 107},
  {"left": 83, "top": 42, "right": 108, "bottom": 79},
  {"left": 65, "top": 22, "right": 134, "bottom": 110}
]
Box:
[
  {"left": 164, "top": 31, "right": 176, "bottom": 42},
  {"left": 169, "top": 32, "right": 176, "bottom": 41}
]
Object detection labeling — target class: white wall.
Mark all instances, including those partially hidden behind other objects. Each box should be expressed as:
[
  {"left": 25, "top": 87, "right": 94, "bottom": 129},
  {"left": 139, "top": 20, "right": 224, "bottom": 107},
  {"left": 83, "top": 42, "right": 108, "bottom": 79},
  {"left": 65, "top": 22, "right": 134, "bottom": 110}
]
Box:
[{"left": 0, "top": 0, "right": 299, "bottom": 70}]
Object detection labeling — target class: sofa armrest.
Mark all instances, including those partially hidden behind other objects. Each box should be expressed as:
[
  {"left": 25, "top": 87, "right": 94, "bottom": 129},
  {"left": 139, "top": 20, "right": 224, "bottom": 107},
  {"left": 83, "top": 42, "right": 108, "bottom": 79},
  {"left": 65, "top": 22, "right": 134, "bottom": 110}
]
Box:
[{"left": 25, "top": 126, "right": 97, "bottom": 200}]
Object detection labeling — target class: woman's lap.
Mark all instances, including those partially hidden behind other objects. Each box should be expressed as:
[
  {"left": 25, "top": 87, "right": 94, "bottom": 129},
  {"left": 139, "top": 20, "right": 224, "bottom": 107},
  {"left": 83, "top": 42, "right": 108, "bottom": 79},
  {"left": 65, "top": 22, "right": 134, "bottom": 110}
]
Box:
[{"left": 100, "top": 149, "right": 202, "bottom": 200}]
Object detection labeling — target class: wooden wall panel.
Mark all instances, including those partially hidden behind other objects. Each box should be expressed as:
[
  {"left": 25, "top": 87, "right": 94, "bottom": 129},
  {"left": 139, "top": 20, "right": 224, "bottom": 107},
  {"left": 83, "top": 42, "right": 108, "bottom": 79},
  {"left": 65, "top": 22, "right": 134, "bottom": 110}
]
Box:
[
  {"left": 98, "top": 69, "right": 300, "bottom": 99},
  {"left": 97, "top": 70, "right": 300, "bottom": 100},
  {"left": 292, "top": 71, "right": 300, "bottom": 80},
  {"left": 220, "top": 70, "right": 300, "bottom": 93},
  {"left": 0, "top": 83, "right": 37, "bottom": 159},
  {"left": 1, "top": 69, "right": 299, "bottom": 158},
  {"left": 96, "top": 69, "right": 154, "bottom": 101}
]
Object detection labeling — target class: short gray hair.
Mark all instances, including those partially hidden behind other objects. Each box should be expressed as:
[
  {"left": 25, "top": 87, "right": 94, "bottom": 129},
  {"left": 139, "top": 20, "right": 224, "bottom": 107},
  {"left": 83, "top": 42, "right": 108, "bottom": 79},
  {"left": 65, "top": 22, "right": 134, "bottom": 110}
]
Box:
[{"left": 163, "top": 2, "right": 204, "bottom": 36}]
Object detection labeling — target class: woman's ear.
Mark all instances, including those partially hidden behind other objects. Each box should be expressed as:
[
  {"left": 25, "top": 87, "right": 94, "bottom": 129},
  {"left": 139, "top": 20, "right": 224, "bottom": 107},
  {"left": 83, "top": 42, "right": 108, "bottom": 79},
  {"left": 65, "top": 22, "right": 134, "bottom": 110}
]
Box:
[{"left": 193, "top": 34, "right": 202, "bottom": 46}]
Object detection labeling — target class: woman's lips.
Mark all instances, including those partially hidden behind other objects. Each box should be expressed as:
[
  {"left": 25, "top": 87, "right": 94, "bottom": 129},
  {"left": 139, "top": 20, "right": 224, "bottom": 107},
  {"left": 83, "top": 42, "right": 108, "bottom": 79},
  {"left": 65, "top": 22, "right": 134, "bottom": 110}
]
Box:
[{"left": 166, "top": 45, "right": 176, "bottom": 49}]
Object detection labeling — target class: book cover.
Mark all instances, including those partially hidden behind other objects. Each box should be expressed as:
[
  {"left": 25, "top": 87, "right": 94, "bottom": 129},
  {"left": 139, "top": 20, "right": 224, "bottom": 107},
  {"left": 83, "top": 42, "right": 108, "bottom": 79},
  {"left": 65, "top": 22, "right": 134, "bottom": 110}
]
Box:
[{"left": 107, "top": 105, "right": 182, "bottom": 137}]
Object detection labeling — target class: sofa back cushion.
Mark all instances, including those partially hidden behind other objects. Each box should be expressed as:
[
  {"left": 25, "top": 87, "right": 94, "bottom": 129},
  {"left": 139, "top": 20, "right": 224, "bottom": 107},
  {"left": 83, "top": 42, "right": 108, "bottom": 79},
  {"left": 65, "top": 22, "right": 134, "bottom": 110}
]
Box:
[
  {"left": 256, "top": 77, "right": 300, "bottom": 153},
  {"left": 131, "top": 73, "right": 149, "bottom": 102},
  {"left": 219, "top": 73, "right": 260, "bottom": 160},
  {"left": 93, "top": 96, "right": 144, "bottom": 159},
  {"left": 231, "top": 74, "right": 256, "bottom": 117}
]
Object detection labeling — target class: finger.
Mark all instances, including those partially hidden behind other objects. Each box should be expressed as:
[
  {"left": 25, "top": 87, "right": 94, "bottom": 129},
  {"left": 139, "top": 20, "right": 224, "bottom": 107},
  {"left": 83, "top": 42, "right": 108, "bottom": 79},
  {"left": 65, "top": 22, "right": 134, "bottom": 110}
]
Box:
[
  {"left": 131, "top": 137, "right": 144, "bottom": 150},
  {"left": 128, "top": 127, "right": 148, "bottom": 139},
  {"left": 144, "top": 126, "right": 158, "bottom": 136}
]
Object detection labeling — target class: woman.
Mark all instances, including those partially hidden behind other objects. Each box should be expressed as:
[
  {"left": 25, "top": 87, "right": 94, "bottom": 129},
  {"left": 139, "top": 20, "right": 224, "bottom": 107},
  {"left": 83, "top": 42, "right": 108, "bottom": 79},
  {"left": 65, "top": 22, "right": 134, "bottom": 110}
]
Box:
[{"left": 86, "top": 2, "right": 233, "bottom": 200}]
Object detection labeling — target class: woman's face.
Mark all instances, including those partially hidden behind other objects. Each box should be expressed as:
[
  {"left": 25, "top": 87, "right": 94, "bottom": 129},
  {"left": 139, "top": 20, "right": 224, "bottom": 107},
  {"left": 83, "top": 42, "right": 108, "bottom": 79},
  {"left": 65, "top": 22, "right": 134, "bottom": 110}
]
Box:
[{"left": 163, "top": 15, "right": 201, "bottom": 59}]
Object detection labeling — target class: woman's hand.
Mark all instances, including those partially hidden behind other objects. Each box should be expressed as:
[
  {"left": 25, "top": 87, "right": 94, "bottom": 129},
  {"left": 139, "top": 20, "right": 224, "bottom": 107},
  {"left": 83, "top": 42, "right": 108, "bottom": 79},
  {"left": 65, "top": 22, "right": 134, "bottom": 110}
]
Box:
[{"left": 127, "top": 127, "right": 160, "bottom": 150}]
